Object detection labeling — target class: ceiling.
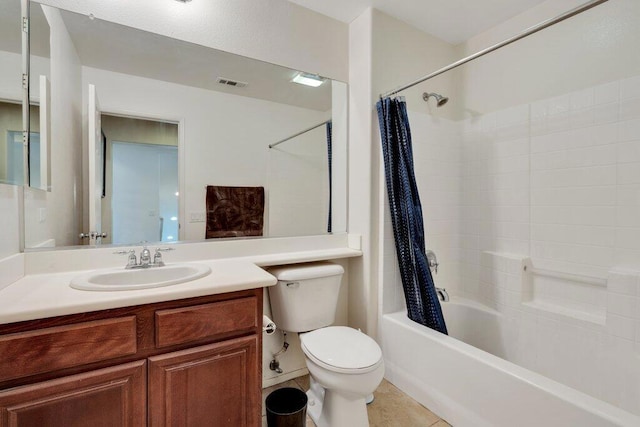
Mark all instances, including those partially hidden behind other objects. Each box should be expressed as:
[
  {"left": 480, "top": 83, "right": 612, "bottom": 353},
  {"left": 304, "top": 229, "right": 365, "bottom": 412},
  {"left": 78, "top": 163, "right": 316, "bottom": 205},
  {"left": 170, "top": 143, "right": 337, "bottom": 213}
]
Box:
[{"left": 288, "top": 0, "right": 549, "bottom": 44}]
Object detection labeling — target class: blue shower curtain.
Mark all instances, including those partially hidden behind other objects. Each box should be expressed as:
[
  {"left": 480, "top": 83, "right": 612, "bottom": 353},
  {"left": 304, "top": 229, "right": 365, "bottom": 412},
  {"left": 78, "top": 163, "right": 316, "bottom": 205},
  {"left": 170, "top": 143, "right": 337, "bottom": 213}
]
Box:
[{"left": 376, "top": 97, "right": 448, "bottom": 334}]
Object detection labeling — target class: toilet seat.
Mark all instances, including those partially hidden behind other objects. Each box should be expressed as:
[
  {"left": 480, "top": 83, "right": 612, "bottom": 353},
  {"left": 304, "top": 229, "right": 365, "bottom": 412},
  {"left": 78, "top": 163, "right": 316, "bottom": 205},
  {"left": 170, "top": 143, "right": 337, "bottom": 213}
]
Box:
[{"left": 300, "top": 326, "right": 383, "bottom": 374}]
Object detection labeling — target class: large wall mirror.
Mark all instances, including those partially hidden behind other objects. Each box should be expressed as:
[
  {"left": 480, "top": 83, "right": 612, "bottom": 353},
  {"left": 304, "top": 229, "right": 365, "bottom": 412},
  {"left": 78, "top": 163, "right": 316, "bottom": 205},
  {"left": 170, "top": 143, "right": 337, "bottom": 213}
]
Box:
[
  {"left": 0, "top": 0, "right": 50, "bottom": 191},
  {"left": 21, "top": 1, "right": 347, "bottom": 250},
  {"left": 0, "top": 1, "right": 26, "bottom": 188}
]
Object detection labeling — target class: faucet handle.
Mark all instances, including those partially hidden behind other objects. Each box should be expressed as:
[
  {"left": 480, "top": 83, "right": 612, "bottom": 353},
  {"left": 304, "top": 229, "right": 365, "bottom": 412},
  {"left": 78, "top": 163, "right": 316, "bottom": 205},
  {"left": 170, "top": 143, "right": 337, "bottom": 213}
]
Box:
[
  {"left": 114, "top": 249, "right": 137, "bottom": 267},
  {"left": 127, "top": 251, "right": 138, "bottom": 267},
  {"left": 153, "top": 247, "right": 174, "bottom": 266}
]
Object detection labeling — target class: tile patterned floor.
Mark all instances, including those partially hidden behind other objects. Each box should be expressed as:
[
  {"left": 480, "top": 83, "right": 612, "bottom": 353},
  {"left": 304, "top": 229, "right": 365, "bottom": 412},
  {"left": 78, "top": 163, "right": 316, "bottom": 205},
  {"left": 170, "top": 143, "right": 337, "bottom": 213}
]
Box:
[{"left": 262, "top": 376, "right": 452, "bottom": 427}]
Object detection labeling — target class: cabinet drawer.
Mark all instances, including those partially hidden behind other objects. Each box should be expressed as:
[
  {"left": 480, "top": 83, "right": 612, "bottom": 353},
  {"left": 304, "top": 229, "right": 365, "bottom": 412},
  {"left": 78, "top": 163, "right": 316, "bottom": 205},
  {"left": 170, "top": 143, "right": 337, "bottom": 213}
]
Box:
[
  {"left": 0, "top": 316, "right": 137, "bottom": 382},
  {"left": 155, "top": 297, "right": 258, "bottom": 348}
]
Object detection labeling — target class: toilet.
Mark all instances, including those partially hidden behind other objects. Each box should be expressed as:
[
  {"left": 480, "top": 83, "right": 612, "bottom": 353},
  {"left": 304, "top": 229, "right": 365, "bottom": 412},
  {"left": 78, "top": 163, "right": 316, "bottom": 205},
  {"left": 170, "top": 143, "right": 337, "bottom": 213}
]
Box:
[{"left": 268, "top": 262, "right": 384, "bottom": 427}]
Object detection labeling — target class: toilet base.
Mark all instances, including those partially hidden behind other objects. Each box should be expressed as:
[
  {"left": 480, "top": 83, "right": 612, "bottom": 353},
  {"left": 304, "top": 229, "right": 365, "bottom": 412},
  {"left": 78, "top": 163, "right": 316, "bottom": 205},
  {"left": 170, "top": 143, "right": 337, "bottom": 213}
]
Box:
[
  {"left": 306, "top": 377, "right": 370, "bottom": 427},
  {"left": 306, "top": 378, "right": 324, "bottom": 423}
]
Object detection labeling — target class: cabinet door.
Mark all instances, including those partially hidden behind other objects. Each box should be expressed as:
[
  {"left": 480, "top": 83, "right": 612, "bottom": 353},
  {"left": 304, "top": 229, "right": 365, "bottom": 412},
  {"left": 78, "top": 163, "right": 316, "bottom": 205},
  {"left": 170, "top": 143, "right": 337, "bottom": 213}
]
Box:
[
  {"left": 0, "top": 360, "right": 146, "bottom": 427},
  {"left": 149, "top": 335, "right": 260, "bottom": 427}
]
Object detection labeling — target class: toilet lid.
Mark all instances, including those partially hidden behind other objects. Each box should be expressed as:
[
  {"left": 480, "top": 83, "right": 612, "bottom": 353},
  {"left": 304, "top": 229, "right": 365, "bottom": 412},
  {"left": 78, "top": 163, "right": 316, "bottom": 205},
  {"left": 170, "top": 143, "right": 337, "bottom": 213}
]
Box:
[{"left": 300, "top": 326, "right": 382, "bottom": 371}]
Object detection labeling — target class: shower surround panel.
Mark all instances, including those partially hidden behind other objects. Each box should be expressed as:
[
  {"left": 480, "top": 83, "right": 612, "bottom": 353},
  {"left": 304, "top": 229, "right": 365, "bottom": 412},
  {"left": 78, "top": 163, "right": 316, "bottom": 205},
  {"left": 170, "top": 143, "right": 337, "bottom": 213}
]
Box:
[{"left": 379, "top": 74, "right": 640, "bottom": 422}]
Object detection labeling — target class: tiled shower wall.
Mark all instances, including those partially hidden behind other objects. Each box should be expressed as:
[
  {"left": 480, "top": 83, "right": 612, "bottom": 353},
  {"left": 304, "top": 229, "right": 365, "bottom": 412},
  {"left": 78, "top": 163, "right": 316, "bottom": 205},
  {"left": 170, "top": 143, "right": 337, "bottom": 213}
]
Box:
[
  {"left": 460, "top": 74, "right": 640, "bottom": 303},
  {"left": 479, "top": 252, "right": 640, "bottom": 415}
]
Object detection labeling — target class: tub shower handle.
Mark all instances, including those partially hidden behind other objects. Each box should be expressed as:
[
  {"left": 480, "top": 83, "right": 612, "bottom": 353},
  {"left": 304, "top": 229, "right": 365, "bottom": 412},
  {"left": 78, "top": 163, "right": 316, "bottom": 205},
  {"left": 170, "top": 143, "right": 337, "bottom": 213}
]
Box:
[{"left": 426, "top": 250, "right": 439, "bottom": 274}]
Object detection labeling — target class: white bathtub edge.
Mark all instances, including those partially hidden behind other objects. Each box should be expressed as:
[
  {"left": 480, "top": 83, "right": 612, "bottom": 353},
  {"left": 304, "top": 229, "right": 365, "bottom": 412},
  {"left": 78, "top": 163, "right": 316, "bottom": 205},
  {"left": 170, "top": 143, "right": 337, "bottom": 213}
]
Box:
[{"left": 382, "top": 309, "right": 640, "bottom": 427}]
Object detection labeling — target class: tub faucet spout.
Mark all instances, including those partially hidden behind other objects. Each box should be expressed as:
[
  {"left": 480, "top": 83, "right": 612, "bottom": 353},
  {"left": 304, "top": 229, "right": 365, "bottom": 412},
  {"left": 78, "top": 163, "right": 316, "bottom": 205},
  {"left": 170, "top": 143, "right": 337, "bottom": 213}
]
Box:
[{"left": 436, "top": 287, "right": 449, "bottom": 302}]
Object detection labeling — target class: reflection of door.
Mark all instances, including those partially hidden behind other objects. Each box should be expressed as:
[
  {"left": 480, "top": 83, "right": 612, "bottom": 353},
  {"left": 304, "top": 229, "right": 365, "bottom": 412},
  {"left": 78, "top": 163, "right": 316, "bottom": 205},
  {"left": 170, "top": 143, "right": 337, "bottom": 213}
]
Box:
[
  {"left": 6, "top": 131, "right": 25, "bottom": 185},
  {"left": 6, "top": 131, "right": 40, "bottom": 187},
  {"left": 87, "top": 84, "right": 103, "bottom": 244},
  {"left": 111, "top": 142, "right": 178, "bottom": 244}
]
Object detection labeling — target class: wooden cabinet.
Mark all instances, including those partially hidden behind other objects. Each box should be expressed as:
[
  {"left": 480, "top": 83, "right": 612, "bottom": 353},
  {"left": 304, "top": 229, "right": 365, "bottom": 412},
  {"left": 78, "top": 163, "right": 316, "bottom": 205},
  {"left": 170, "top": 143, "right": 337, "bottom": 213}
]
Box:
[
  {"left": 0, "top": 289, "right": 262, "bottom": 427},
  {"left": 0, "top": 360, "right": 146, "bottom": 427},
  {"left": 149, "top": 336, "right": 259, "bottom": 427},
  {"left": 0, "top": 316, "right": 137, "bottom": 382}
]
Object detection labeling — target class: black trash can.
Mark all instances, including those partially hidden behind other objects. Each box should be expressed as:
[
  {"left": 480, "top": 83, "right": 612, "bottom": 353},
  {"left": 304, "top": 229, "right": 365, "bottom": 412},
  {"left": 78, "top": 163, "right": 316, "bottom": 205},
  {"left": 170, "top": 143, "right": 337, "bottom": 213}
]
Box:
[{"left": 265, "top": 387, "right": 308, "bottom": 427}]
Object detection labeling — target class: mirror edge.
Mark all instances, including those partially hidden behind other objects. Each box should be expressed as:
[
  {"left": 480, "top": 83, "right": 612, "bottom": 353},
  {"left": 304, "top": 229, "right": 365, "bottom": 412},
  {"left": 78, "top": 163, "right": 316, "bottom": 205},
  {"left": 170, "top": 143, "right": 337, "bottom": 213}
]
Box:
[{"left": 20, "top": 0, "right": 30, "bottom": 252}]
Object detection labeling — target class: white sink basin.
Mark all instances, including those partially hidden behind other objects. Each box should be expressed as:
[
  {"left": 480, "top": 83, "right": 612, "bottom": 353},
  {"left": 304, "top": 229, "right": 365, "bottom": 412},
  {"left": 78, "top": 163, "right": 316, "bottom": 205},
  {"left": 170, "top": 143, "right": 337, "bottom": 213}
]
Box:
[{"left": 70, "top": 263, "right": 212, "bottom": 291}]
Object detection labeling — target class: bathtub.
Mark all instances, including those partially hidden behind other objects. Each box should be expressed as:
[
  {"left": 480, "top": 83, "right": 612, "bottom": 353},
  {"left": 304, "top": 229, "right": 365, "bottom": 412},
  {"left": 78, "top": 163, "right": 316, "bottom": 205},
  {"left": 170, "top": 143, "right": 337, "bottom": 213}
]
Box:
[{"left": 381, "top": 297, "right": 640, "bottom": 427}]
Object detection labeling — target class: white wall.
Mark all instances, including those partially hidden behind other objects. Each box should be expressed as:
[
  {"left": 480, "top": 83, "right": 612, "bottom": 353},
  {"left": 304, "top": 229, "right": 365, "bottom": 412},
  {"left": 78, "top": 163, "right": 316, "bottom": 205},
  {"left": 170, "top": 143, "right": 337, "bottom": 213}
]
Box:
[
  {"left": 458, "top": 0, "right": 640, "bottom": 116},
  {"left": 82, "top": 66, "right": 329, "bottom": 241},
  {"left": 372, "top": 11, "right": 460, "bottom": 120},
  {"left": 36, "top": 0, "right": 348, "bottom": 82},
  {"left": 268, "top": 123, "right": 331, "bottom": 237},
  {"left": 365, "top": 10, "right": 460, "bottom": 318},
  {"left": 347, "top": 8, "right": 375, "bottom": 335},
  {"left": 37, "top": 5, "right": 83, "bottom": 248},
  {"left": 0, "top": 50, "right": 22, "bottom": 100},
  {"left": 0, "top": 184, "right": 21, "bottom": 259}
]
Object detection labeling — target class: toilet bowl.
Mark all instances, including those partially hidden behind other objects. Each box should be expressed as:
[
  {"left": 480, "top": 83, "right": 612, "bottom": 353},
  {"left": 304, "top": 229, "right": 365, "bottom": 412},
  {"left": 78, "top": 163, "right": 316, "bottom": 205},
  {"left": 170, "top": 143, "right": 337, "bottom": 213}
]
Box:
[
  {"left": 300, "top": 326, "right": 384, "bottom": 427},
  {"left": 268, "top": 263, "right": 385, "bottom": 427}
]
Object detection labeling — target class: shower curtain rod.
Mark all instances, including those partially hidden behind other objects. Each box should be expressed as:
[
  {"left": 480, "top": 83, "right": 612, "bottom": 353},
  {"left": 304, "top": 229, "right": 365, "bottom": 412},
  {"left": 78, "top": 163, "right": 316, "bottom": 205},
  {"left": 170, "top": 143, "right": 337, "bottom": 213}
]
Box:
[
  {"left": 379, "top": 0, "right": 609, "bottom": 99},
  {"left": 268, "top": 120, "right": 330, "bottom": 149}
]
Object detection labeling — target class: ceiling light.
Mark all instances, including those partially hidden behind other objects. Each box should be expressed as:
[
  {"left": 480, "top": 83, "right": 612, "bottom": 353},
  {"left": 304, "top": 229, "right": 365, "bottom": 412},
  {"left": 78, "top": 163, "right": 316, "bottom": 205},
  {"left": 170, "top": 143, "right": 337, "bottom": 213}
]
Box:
[
  {"left": 292, "top": 72, "right": 325, "bottom": 87},
  {"left": 175, "top": 0, "right": 192, "bottom": 3}
]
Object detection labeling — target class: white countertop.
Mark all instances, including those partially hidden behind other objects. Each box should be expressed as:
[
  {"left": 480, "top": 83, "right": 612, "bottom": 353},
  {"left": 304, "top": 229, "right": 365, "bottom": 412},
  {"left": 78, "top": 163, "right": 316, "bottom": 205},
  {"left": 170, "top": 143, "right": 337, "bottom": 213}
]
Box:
[
  {"left": 0, "top": 247, "right": 362, "bottom": 325},
  {"left": 0, "top": 259, "right": 275, "bottom": 325}
]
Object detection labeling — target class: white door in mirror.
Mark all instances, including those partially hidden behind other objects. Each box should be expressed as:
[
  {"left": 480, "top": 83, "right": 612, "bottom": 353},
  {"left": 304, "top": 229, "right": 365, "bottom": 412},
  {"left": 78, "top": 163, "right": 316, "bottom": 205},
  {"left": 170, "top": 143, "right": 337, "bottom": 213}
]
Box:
[
  {"left": 88, "top": 84, "right": 104, "bottom": 245},
  {"left": 70, "top": 263, "right": 211, "bottom": 291}
]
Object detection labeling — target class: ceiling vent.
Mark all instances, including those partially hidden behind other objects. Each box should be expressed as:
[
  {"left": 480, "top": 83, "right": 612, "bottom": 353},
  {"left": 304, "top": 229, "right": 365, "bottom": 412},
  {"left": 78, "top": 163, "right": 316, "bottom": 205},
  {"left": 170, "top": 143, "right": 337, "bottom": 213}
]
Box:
[{"left": 216, "top": 77, "right": 248, "bottom": 88}]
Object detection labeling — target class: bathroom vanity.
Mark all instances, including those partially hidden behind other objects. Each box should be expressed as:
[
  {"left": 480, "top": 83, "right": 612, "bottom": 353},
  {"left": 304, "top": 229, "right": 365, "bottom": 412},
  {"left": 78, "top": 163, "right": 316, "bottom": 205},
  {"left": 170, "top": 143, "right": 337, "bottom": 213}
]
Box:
[
  {"left": 0, "top": 288, "right": 262, "bottom": 426},
  {"left": 0, "top": 247, "right": 361, "bottom": 426},
  {"left": 0, "top": 253, "right": 360, "bottom": 420}
]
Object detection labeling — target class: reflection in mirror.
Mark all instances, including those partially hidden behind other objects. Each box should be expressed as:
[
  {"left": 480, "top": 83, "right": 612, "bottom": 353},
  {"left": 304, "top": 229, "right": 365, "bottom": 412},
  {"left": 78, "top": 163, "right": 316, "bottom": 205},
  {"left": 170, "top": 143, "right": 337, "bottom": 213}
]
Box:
[
  {"left": 0, "top": 103, "right": 39, "bottom": 186},
  {"left": 101, "top": 114, "right": 179, "bottom": 245},
  {"left": 0, "top": 1, "right": 53, "bottom": 191},
  {"left": 28, "top": 1, "right": 50, "bottom": 192},
  {"left": 0, "top": 0, "right": 26, "bottom": 188},
  {"left": 25, "top": 2, "right": 347, "bottom": 250}
]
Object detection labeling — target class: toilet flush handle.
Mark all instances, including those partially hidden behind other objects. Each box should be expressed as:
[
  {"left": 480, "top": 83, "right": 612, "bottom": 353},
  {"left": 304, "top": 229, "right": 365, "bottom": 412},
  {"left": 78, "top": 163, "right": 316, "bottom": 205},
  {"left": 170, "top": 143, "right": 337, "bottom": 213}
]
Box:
[{"left": 286, "top": 281, "right": 300, "bottom": 288}]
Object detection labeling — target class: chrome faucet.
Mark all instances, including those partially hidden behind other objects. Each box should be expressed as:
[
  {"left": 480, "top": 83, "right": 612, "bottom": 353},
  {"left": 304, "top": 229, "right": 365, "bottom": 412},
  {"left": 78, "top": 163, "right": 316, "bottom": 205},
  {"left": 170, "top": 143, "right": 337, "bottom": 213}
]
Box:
[
  {"left": 436, "top": 287, "right": 449, "bottom": 302},
  {"left": 140, "top": 246, "right": 152, "bottom": 266},
  {"left": 114, "top": 246, "right": 174, "bottom": 269}
]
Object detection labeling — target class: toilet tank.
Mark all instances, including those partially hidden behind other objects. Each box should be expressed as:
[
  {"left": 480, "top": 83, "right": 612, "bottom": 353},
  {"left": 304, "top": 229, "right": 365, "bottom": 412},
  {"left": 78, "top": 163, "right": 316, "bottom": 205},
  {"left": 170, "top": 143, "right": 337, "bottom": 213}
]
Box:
[{"left": 268, "top": 262, "right": 344, "bottom": 332}]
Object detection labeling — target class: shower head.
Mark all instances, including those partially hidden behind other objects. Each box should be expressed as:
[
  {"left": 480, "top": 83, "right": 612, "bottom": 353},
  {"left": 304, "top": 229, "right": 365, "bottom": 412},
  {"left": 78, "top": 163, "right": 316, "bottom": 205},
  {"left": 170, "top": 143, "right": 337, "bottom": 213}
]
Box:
[{"left": 422, "top": 92, "right": 449, "bottom": 107}]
